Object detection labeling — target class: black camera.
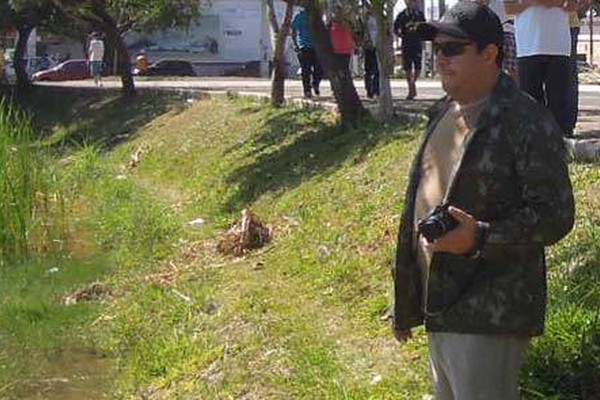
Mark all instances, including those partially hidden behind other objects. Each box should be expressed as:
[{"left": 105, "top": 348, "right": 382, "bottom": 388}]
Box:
[{"left": 417, "top": 204, "right": 458, "bottom": 242}]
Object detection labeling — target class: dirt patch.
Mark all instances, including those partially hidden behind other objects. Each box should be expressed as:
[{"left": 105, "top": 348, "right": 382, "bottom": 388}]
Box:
[
  {"left": 217, "top": 209, "right": 272, "bottom": 256},
  {"left": 61, "top": 282, "right": 111, "bottom": 306}
]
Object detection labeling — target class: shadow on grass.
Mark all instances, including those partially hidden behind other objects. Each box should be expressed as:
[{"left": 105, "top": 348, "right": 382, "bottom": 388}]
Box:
[
  {"left": 14, "top": 86, "right": 187, "bottom": 152},
  {"left": 224, "top": 105, "right": 419, "bottom": 212}
]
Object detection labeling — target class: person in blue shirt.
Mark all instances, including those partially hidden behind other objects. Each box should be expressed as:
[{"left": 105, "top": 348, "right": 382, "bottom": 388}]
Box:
[{"left": 291, "top": 8, "right": 323, "bottom": 98}]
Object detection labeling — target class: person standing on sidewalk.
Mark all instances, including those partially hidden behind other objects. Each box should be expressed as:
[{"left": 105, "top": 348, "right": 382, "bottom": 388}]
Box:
[
  {"left": 509, "top": 0, "right": 578, "bottom": 137},
  {"left": 391, "top": 3, "right": 575, "bottom": 399},
  {"left": 394, "top": 0, "right": 426, "bottom": 100},
  {"left": 292, "top": 8, "right": 323, "bottom": 98},
  {"left": 329, "top": 7, "right": 356, "bottom": 70},
  {"left": 362, "top": 9, "right": 380, "bottom": 98},
  {"left": 88, "top": 32, "right": 105, "bottom": 87}
]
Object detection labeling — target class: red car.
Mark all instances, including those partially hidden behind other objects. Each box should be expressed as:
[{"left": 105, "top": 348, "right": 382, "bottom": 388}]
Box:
[{"left": 32, "top": 59, "right": 91, "bottom": 81}]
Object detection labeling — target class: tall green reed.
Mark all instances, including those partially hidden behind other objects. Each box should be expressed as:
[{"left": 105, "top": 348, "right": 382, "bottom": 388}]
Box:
[{"left": 0, "top": 100, "right": 40, "bottom": 266}]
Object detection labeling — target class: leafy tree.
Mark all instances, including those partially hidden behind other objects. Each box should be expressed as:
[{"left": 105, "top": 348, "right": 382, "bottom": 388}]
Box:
[
  {"left": 1, "top": 0, "right": 54, "bottom": 89},
  {"left": 51, "top": 0, "right": 205, "bottom": 96},
  {"left": 2, "top": 0, "right": 92, "bottom": 90},
  {"left": 40, "top": 5, "right": 90, "bottom": 59}
]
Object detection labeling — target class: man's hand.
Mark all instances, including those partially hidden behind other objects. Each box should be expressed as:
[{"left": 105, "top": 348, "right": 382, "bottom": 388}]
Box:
[
  {"left": 427, "top": 206, "right": 478, "bottom": 255},
  {"left": 393, "top": 327, "right": 413, "bottom": 343}
]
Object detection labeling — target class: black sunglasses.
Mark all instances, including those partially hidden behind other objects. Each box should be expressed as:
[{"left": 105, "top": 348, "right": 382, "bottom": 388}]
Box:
[{"left": 433, "top": 41, "right": 473, "bottom": 57}]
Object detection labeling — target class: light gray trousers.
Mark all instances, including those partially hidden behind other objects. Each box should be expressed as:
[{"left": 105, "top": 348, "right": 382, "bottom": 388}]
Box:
[{"left": 428, "top": 333, "right": 530, "bottom": 400}]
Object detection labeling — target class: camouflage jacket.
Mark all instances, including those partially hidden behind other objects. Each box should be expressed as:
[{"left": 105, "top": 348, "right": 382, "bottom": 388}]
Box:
[{"left": 393, "top": 74, "right": 575, "bottom": 336}]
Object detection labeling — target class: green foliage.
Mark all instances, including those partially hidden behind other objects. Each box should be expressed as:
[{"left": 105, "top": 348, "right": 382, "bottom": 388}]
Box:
[
  {"left": 105, "top": 0, "right": 205, "bottom": 34},
  {"left": 53, "top": 0, "right": 206, "bottom": 35},
  {"left": 0, "top": 91, "right": 187, "bottom": 397},
  {"left": 0, "top": 99, "right": 70, "bottom": 266},
  {"left": 0, "top": 101, "right": 38, "bottom": 266}
]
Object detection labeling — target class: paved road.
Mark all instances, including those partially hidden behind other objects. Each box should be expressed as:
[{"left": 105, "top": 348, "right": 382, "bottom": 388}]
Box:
[
  {"left": 38, "top": 76, "right": 600, "bottom": 101},
  {"left": 38, "top": 77, "right": 600, "bottom": 136}
]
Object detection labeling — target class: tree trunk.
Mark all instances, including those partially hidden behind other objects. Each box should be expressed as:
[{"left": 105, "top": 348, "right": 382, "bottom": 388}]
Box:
[
  {"left": 375, "top": 3, "right": 395, "bottom": 123},
  {"left": 114, "top": 33, "right": 135, "bottom": 96},
  {"left": 15, "top": 24, "right": 34, "bottom": 90},
  {"left": 267, "top": 0, "right": 294, "bottom": 107},
  {"left": 302, "top": 0, "right": 366, "bottom": 127},
  {"left": 100, "top": 34, "right": 117, "bottom": 75},
  {"left": 438, "top": 0, "right": 446, "bottom": 18},
  {"left": 90, "top": 1, "right": 135, "bottom": 96}
]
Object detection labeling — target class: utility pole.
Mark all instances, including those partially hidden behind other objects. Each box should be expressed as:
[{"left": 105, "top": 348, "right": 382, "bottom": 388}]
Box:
[
  {"left": 429, "top": 0, "right": 435, "bottom": 77},
  {"left": 590, "top": 10, "right": 594, "bottom": 68}
]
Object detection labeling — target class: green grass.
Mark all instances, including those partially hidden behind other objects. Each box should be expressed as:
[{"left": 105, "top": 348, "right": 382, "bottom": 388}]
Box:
[
  {"left": 0, "top": 101, "right": 39, "bottom": 266},
  {"left": 54, "top": 93, "right": 432, "bottom": 398},
  {"left": 1, "top": 88, "right": 599, "bottom": 399},
  {"left": 521, "top": 165, "right": 600, "bottom": 399}
]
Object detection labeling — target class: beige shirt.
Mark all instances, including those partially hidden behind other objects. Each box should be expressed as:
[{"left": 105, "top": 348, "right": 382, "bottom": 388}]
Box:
[{"left": 413, "top": 98, "right": 488, "bottom": 288}]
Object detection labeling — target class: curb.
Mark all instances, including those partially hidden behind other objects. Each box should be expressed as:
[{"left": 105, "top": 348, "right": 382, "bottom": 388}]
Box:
[{"left": 565, "top": 138, "right": 600, "bottom": 163}]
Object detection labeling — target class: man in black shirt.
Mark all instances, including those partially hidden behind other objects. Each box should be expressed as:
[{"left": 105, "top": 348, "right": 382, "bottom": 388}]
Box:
[{"left": 394, "top": 0, "right": 426, "bottom": 100}]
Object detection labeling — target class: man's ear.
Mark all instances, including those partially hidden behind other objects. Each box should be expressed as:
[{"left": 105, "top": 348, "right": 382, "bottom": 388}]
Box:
[{"left": 483, "top": 43, "right": 499, "bottom": 66}]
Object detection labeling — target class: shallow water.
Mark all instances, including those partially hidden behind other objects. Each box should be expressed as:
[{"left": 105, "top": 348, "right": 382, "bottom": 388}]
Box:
[{"left": 19, "top": 349, "right": 114, "bottom": 400}]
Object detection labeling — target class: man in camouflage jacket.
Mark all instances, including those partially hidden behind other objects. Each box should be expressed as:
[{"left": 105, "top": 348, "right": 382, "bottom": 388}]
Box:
[{"left": 392, "top": 3, "right": 575, "bottom": 399}]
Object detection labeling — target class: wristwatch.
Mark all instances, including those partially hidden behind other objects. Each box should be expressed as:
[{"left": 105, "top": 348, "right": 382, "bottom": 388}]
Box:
[{"left": 465, "top": 221, "right": 490, "bottom": 259}]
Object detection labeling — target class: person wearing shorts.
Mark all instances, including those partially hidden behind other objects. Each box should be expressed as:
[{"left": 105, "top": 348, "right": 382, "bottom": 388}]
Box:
[
  {"left": 88, "top": 33, "right": 105, "bottom": 87},
  {"left": 395, "top": 0, "right": 426, "bottom": 100}
]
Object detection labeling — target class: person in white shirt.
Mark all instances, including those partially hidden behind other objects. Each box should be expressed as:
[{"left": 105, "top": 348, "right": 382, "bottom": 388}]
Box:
[
  {"left": 88, "top": 33, "right": 105, "bottom": 87},
  {"left": 508, "top": 0, "right": 578, "bottom": 137}
]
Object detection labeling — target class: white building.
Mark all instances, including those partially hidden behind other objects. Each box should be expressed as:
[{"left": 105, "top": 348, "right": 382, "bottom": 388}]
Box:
[{"left": 128, "top": 0, "right": 299, "bottom": 77}]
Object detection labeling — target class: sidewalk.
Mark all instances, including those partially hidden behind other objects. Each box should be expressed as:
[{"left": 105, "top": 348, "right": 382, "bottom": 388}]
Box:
[{"left": 38, "top": 77, "right": 600, "bottom": 162}]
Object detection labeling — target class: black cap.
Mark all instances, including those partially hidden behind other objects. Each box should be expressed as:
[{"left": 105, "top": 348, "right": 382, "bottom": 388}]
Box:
[{"left": 417, "top": 2, "right": 503, "bottom": 48}]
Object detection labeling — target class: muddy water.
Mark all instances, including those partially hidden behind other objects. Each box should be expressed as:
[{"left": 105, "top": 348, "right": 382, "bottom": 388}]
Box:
[{"left": 20, "top": 350, "right": 115, "bottom": 399}]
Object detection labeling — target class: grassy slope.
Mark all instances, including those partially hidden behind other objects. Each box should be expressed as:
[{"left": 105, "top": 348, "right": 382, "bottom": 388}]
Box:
[
  {"left": 3, "top": 88, "right": 599, "bottom": 399},
  {"left": 98, "top": 97, "right": 432, "bottom": 399}
]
